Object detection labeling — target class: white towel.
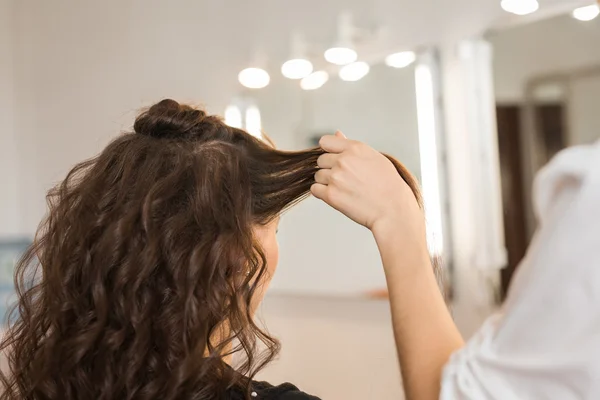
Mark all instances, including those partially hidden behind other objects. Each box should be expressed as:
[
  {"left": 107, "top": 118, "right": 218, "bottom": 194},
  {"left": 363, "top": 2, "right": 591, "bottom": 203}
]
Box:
[{"left": 441, "top": 141, "right": 600, "bottom": 399}]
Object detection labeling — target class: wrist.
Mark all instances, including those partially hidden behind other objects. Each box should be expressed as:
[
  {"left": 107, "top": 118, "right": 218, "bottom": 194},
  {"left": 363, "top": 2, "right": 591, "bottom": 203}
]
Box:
[
  {"left": 371, "top": 215, "right": 431, "bottom": 276},
  {"left": 370, "top": 213, "right": 401, "bottom": 242},
  {"left": 371, "top": 211, "right": 426, "bottom": 248}
]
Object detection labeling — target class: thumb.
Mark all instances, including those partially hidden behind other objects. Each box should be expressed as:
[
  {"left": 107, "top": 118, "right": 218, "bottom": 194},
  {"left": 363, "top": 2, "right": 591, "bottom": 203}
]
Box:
[{"left": 335, "top": 130, "right": 347, "bottom": 139}]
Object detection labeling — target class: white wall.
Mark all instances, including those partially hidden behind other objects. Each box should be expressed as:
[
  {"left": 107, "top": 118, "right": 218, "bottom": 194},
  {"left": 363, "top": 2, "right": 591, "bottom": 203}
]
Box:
[
  {"left": 0, "top": 0, "right": 22, "bottom": 238},
  {"left": 258, "top": 295, "right": 403, "bottom": 399},
  {"left": 570, "top": 73, "right": 600, "bottom": 145}
]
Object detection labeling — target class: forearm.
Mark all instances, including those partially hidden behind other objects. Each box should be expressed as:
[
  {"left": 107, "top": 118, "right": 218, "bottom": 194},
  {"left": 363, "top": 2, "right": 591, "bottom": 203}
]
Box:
[{"left": 373, "top": 225, "right": 464, "bottom": 400}]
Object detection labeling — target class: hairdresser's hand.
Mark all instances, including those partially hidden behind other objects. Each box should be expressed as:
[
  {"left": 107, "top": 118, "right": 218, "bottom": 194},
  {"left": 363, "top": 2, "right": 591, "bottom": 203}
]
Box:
[
  {"left": 313, "top": 133, "right": 459, "bottom": 400},
  {"left": 311, "top": 132, "right": 426, "bottom": 249}
]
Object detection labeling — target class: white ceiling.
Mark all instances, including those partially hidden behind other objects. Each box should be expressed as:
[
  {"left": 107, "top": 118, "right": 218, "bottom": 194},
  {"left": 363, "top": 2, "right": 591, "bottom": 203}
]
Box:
[{"left": 13, "top": 0, "right": 591, "bottom": 63}]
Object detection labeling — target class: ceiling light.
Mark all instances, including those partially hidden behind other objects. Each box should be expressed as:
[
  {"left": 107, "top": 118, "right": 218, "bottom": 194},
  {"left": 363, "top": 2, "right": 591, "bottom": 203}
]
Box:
[
  {"left": 281, "top": 59, "right": 314, "bottom": 79},
  {"left": 300, "top": 71, "right": 329, "bottom": 90},
  {"left": 339, "top": 61, "right": 370, "bottom": 82},
  {"left": 385, "top": 51, "right": 417, "bottom": 68},
  {"left": 572, "top": 4, "right": 599, "bottom": 21},
  {"left": 324, "top": 47, "right": 358, "bottom": 66},
  {"left": 325, "top": 11, "right": 357, "bottom": 66},
  {"left": 238, "top": 68, "right": 270, "bottom": 89},
  {"left": 500, "top": 0, "right": 539, "bottom": 15},
  {"left": 282, "top": 32, "right": 314, "bottom": 79}
]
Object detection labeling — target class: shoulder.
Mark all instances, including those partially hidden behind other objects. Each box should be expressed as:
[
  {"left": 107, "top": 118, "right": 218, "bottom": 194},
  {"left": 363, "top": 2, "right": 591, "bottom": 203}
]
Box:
[{"left": 251, "top": 381, "right": 321, "bottom": 400}]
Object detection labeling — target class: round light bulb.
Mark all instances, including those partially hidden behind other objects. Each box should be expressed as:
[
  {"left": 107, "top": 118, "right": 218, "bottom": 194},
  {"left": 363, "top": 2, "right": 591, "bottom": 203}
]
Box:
[
  {"left": 500, "top": 0, "right": 539, "bottom": 15},
  {"left": 324, "top": 47, "right": 358, "bottom": 66},
  {"left": 238, "top": 68, "right": 270, "bottom": 89},
  {"left": 300, "top": 71, "right": 329, "bottom": 90},
  {"left": 339, "top": 61, "right": 370, "bottom": 82},
  {"left": 572, "top": 5, "right": 599, "bottom": 21},
  {"left": 385, "top": 51, "right": 417, "bottom": 68},
  {"left": 281, "top": 59, "right": 314, "bottom": 79}
]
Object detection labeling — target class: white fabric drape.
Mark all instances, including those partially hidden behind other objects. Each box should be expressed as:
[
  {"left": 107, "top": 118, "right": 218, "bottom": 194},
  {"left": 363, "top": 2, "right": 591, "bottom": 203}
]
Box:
[{"left": 441, "top": 141, "right": 600, "bottom": 399}]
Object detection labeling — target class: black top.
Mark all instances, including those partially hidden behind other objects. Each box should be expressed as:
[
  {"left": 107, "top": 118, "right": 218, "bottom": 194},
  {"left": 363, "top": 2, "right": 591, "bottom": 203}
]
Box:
[{"left": 228, "top": 380, "right": 321, "bottom": 400}]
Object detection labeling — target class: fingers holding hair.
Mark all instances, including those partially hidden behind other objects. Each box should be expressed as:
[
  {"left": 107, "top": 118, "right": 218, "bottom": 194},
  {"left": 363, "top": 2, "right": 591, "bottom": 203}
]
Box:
[
  {"left": 312, "top": 131, "right": 347, "bottom": 200},
  {"left": 317, "top": 153, "right": 339, "bottom": 169},
  {"left": 314, "top": 169, "right": 332, "bottom": 185},
  {"left": 319, "top": 131, "right": 350, "bottom": 154},
  {"left": 310, "top": 183, "right": 328, "bottom": 201}
]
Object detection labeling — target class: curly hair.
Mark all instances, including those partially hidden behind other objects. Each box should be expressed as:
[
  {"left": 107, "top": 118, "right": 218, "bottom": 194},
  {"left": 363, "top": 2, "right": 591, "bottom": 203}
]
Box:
[{"left": 0, "top": 99, "right": 422, "bottom": 400}]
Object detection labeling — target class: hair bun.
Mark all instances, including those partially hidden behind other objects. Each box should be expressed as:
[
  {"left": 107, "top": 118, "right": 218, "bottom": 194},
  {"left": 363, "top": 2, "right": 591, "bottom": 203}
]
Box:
[{"left": 134, "top": 99, "right": 208, "bottom": 139}]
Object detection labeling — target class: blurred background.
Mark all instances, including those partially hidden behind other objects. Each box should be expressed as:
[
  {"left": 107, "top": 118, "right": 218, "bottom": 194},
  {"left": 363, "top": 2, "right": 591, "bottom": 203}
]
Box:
[{"left": 0, "top": 0, "right": 599, "bottom": 398}]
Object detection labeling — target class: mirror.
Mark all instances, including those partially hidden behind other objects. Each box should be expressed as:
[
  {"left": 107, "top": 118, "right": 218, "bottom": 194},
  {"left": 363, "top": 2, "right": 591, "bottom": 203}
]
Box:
[
  {"left": 490, "top": 9, "right": 600, "bottom": 293},
  {"left": 235, "top": 53, "right": 446, "bottom": 297}
]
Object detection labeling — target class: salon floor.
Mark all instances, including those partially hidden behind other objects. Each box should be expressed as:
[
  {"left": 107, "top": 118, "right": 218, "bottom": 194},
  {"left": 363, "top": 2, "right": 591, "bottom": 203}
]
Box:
[
  {"left": 259, "top": 295, "right": 405, "bottom": 399},
  {"left": 260, "top": 294, "right": 497, "bottom": 400},
  {"left": 0, "top": 297, "right": 492, "bottom": 400}
]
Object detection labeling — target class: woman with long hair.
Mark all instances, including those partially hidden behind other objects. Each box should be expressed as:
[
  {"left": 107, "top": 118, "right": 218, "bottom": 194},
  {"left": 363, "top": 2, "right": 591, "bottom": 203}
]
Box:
[{"left": 0, "top": 99, "right": 425, "bottom": 400}]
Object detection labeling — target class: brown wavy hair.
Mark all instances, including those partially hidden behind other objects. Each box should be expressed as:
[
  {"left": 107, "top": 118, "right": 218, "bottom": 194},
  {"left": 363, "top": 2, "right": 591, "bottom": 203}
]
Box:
[{"left": 0, "top": 99, "right": 422, "bottom": 400}]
